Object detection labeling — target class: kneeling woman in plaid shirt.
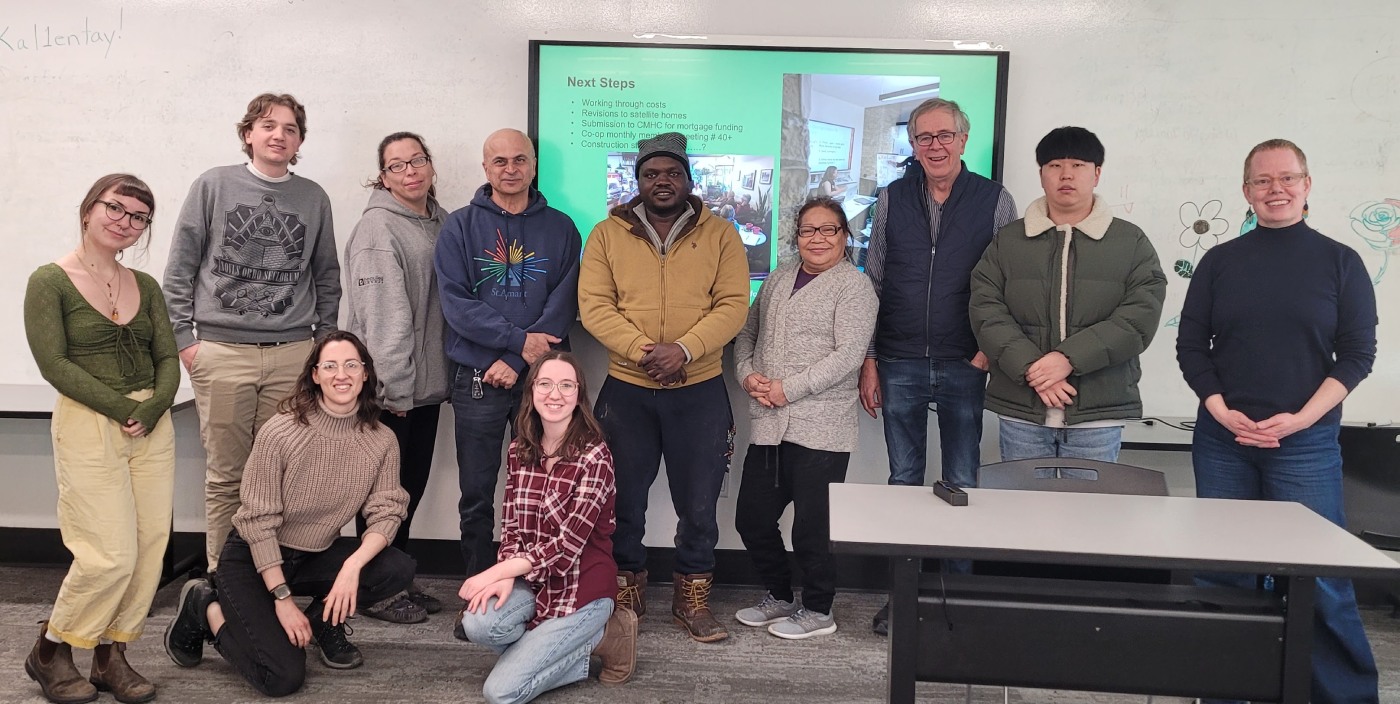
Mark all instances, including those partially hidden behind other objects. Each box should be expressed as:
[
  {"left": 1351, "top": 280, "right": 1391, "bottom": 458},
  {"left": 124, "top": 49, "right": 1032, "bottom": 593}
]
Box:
[{"left": 456, "top": 350, "right": 637, "bottom": 704}]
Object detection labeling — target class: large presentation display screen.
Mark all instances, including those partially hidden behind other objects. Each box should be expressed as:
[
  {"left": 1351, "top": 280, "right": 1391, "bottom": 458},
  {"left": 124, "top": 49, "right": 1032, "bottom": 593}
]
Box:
[{"left": 530, "top": 41, "right": 1009, "bottom": 295}]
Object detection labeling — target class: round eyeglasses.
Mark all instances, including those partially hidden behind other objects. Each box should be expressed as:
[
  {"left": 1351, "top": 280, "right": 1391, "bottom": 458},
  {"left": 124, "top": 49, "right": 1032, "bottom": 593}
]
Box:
[
  {"left": 96, "top": 200, "right": 152, "bottom": 230},
  {"left": 533, "top": 379, "right": 579, "bottom": 396}
]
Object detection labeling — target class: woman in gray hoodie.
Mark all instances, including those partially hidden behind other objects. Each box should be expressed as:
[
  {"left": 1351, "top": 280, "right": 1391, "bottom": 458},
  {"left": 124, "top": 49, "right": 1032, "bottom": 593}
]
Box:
[{"left": 344, "top": 131, "right": 451, "bottom": 623}]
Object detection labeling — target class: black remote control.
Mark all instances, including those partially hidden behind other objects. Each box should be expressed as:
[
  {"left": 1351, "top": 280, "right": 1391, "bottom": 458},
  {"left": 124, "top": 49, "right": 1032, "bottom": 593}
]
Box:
[{"left": 933, "top": 480, "right": 968, "bottom": 506}]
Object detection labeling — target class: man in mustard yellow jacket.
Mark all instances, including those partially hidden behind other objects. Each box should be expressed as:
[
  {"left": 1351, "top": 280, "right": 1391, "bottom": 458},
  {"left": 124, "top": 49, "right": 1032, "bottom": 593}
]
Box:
[{"left": 579, "top": 132, "right": 750, "bottom": 643}]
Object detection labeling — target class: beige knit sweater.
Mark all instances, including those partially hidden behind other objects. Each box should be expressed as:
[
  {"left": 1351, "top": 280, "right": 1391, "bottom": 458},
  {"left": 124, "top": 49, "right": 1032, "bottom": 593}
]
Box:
[{"left": 232, "top": 405, "right": 408, "bottom": 571}]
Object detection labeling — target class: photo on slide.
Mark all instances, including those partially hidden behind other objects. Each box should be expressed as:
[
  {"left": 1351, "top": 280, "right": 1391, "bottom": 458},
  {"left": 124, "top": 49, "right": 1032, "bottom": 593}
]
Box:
[
  {"left": 780, "top": 73, "right": 939, "bottom": 270},
  {"left": 606, "top": 152, "right": 776, "bottom": 280}
]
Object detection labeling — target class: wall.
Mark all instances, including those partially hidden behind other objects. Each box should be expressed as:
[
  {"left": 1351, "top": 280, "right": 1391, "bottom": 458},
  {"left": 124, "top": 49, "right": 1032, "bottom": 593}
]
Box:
[{"left": 3, "top": 0, "right": 1396, "bottom": 556}]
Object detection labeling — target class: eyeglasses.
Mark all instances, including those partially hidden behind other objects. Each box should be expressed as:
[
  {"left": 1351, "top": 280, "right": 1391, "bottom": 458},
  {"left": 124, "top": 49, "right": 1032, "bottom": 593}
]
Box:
[
  {"left": 383, "top": 156, "right": 432, "bottom": 173},
  {"left": 1245, "top": 173, "right": 1306, "bottom": 190},
  {"left": 911, "top": 131, "right": 960, "bottom": 148},
  {"left": 533, "top": 379, "right": 579, "bottom": 396},
  {"left": 797, "top": 224, "right": 844, "bottom": 239},
  {"left": 315, "top": 360, "right": 364, "bottom": 374},
  {"left": 96, "top": 200, "right": 152, "bottom": 230}
]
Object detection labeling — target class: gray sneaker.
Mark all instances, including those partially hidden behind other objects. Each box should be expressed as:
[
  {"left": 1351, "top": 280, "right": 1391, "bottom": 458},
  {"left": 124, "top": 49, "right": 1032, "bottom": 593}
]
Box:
[
  {"left": 768, "top": 608, "right": 837, "bottom": 640},
  {"left": 734, "top": 593, "right": 798, "bottom": 627}
]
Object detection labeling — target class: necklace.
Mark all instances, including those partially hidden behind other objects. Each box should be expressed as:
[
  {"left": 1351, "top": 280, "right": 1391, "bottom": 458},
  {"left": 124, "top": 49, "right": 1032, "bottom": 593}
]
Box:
[{"left": 74, "top": 248, "right": 123, "bottom": 321}]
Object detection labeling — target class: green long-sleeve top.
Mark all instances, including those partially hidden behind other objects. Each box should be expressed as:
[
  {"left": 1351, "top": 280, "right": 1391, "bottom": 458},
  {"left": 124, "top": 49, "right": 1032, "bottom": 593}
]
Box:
[{"left": 25, "top": 263, "right": 180, "bottom": 430}]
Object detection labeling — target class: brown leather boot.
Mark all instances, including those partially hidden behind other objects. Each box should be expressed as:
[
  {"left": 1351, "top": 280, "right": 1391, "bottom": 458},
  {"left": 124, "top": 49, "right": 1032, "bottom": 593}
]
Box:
[
  {"left": 23, "top": 623, "right": 98, "bottom": 704},
  {"left": 616, "top": 569, "right": 647, "bottom": 617},
  {"left": 90, "top": 642, "right": 156, "bottom": 704},
  {"left": 671, "top": 572, "right": 728, "bottom": 643},
  {"left": 591, "top": 607, "right": 638, "bottom": 684}
]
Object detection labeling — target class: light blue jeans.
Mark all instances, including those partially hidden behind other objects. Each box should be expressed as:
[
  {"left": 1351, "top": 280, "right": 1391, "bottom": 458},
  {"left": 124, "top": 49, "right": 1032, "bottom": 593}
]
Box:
[
  {"left": 458, "top": 579, "right": 612, "bottom": 704},
  {"left": 997, "top": 418, "right": 1122, "bottom": 462}
]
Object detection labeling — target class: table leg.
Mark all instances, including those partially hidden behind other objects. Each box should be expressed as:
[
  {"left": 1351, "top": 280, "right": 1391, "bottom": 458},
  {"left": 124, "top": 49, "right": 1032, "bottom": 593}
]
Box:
[
  {"left": 1278, "top": 575, "right": 1316, "bottom": 704},
  {"left": 888, "top": 557, "right": 918, "bottom": 704}
]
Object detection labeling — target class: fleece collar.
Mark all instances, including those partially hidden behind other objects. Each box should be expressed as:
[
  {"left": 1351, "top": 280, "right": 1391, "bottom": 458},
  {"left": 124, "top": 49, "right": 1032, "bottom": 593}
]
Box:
[{"left": 1024, "top": 194, "right": 1112, "bottom": 240}]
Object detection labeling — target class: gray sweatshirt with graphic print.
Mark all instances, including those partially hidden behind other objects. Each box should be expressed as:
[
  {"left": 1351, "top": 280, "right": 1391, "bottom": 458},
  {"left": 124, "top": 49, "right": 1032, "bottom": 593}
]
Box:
[{"left": 163, "top": 165, "right": 341, "bottom": 350}]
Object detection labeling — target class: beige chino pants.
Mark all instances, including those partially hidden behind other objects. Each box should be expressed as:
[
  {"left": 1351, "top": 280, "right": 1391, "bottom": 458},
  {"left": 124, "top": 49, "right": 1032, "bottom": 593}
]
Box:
[
  {"left": 47, "top": 389, "right": 174, "bottom": 648},
  {"left": 188, "top": 339, "right": 311, "bottom": 570}
]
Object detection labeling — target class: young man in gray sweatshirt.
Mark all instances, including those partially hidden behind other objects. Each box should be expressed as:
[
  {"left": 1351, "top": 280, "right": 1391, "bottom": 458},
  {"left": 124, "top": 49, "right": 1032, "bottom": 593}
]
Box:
[{"left": 163, "top": 93, "right": 341, "bottom": 571}]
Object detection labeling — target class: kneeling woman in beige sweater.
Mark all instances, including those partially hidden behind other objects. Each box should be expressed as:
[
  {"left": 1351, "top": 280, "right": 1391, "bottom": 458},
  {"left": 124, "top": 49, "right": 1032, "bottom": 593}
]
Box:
[{"left": 163, "top": 331, "right": 412, "bottom": 696}]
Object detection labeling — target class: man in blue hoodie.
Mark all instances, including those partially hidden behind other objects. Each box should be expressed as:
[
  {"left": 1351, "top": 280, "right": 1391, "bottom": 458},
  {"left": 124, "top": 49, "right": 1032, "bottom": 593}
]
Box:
[{"left": 434, "top": 129, "right": 581, "bottom": 577}]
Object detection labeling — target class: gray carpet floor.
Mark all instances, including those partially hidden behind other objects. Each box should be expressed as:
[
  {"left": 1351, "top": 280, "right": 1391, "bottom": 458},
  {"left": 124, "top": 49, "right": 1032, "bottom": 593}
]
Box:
[{"left": 2, "top": 566, "right": 1396, "bottom": 703}]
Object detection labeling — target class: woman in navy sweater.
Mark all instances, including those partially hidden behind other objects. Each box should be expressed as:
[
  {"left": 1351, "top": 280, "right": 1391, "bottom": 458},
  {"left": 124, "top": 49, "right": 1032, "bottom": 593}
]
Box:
[{"left": 1176, "top": 139, "right": 1379, "bottom": 704}]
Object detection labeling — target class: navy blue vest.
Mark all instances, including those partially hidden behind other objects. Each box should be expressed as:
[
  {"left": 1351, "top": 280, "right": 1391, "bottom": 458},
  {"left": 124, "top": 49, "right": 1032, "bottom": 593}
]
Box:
[{"left": 876, "top": 162, "right": 1003, "bottom": 359}]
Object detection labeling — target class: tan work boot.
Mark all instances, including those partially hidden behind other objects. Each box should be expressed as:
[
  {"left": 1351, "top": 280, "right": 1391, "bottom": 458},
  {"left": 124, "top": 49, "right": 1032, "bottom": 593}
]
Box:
[
  {"left": 90, "top": 642, "right": 156, "bottom": 704},
  {"left": 671, "top": 572, "right": 728, "bottom": 642},
  {"left": 616, "top": 569, "right": 647, "bottom": 617},
  {"left": 592, "top": 606, "right": 638, "bottom": 684},
  {"left": 23, "top": 622, "right": 98, "bottom": 704}
]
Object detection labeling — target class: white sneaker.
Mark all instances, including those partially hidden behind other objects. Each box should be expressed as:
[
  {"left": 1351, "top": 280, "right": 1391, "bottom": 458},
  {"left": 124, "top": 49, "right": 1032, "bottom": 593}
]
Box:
[
  {"left": 734, "top": 593, "right": 798, "bottom": 627},
  {"left": 768, "top": 608, "right": 837, "bottom": 640}
]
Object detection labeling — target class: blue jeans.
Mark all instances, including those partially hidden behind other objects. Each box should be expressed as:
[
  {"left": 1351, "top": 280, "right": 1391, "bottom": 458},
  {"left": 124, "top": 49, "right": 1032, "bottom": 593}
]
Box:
[
  {"left": 877, "top": 356, "right": 987, "bottom": 488},
  {"left": 597, "top": 376, "right": 734, "bottom": 575},
  {"left": 997, "top": 419, "right": 1122, "bottom": 462},
  {"left": 458, "top": 579, "right": 612, "bottom": 704},
  {"left": 1192, "top": 411, "right": 1379, "bottom": 704},
  {"left": 451, "top": 364, "right": 523, "bottom": 577}
]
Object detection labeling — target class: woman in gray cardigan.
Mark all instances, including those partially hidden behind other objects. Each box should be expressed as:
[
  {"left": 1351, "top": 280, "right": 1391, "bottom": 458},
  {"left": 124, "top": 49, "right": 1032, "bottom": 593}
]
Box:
[{"left": 732, "top": 197, "right": 878, "bottom": 639}]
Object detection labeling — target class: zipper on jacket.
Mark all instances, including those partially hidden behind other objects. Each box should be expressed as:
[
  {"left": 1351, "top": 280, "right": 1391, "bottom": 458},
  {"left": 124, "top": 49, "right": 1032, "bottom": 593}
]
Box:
[{"left": 922, "top": 186, "right": 935, "bottom": 358}]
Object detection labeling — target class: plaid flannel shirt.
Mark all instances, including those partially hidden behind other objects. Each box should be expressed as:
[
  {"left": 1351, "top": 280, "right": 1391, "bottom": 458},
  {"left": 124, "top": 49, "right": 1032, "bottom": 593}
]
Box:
[{"left": 498, "top": 440, "right": 616, "bottom": 627}]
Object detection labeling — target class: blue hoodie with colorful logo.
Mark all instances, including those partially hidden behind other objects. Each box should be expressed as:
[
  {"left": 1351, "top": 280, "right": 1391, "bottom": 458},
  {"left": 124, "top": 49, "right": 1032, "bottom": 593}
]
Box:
[{"left": 433, "top": 185, "right": 581, "bottom": 372}]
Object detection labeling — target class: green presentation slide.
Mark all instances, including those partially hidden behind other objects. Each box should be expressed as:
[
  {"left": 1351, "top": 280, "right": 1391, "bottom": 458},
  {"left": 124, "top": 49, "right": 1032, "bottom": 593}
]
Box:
[{"left": 531, "top": 41, "right": 1008, "bottom": 295}]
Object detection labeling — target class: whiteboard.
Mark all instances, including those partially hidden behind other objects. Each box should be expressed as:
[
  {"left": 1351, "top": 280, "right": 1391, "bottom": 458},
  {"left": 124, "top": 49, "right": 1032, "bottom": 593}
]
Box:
[
  {"left": 3, "top": 0, "right": 1397, "bottom": 425},
  {"left": 807, "top": 119, "right": 855, "bottom": 171}
]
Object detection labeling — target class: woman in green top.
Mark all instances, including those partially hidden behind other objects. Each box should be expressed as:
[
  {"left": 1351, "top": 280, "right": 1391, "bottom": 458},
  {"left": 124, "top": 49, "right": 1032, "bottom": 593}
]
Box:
[{"left": 23, "top": 173, "right": 179, "bottom": 704}]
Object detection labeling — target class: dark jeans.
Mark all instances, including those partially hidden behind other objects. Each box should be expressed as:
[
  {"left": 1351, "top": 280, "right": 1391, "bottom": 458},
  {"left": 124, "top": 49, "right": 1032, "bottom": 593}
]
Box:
[
  {"left": 735, "top": 442, "right": 850, "bottom": 614},
  {"left": 876, "top": 355, "right": 987, "bottom": 489},
  {"left": 450, "top": 364, "right": 521, "bottom": 577},
  {"left": 1192, "top": 412, "right": 1379, "bottom": 704},
  {"left": 596, "top": 376, "right": 734, "bottom": 575},
  {"left": 356, "top": 405, "right": 440, "bottom": 554},
  {"left": 212, "top": 531, "right": 415, "bottom": 697}
]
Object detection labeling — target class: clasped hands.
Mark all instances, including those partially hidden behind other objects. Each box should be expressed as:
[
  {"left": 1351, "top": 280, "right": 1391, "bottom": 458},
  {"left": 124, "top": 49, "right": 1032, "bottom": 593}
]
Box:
[
  {"left": 742, "top": 373, "right": 788, "bottom": 408},
  {"left": 481, "top": 332, "right": 562, "bottom": 390},
  {"left": 640, "top": 342, "right": 687, "bottom": 387},
  {"left": 1205, "top": 395, "right": 1310, "bottom": 448},
  {"left": 1026, "top": 351, "right": 1076, "bottom": 409}
]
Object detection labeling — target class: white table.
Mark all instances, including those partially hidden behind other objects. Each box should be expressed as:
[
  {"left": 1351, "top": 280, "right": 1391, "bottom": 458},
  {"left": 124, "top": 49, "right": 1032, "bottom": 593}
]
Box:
[{"left": 830, "top": 484, "right": 1400, "bottom": 703}]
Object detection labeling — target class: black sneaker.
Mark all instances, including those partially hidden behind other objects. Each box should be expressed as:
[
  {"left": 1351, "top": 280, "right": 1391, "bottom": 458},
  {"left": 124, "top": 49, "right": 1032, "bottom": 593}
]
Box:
[
  {"left": 165, "top": 578, "right": 216, "bottom": 667},
  {"left": 405, "top": 583, "right": 442, "bottom": 615},
  {"left": 872, "top": 601, "right": 890, "bottom": 637},
  {"left": 306, "top": 600, "right": 364, "bottom": 670}
]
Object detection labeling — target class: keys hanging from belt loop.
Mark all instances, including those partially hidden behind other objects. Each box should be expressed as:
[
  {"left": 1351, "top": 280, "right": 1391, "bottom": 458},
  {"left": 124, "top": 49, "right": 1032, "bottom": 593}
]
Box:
[{"left": 472, "top": 369, "right": 484, "bottom": 400}]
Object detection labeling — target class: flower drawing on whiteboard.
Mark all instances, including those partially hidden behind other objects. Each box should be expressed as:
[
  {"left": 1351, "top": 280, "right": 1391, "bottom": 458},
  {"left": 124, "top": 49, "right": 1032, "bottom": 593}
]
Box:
[
  {"left": 1173, "top": 200, "right": 1230, "bottom": 279},
  {"left": 1349, "top": 199, "right": 1400, "bottom": 285}
]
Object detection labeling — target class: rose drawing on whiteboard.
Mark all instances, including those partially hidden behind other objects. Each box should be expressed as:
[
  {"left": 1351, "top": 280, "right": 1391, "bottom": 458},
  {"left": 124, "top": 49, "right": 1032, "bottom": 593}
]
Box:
[{"left": 1349, "top": 199, "right": 1400, "bottom": 285}]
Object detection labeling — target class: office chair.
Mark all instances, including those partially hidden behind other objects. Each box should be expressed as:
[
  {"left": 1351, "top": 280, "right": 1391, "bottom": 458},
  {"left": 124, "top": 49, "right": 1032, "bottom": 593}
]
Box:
[
  {"left": 1340, "top": 426, "right": 1400, "bottom": 616},
  {"left": 977, "top": 457, "right": 1169, "bottom": 496},
  {"left": 968, "top": 457, "right": 1170, "bottom": 704}
]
